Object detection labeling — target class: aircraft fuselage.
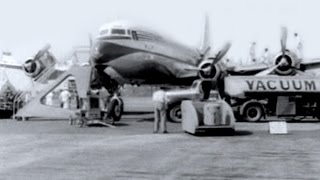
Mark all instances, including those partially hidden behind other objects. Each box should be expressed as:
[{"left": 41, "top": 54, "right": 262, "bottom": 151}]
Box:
[{"left": 90, "top": 21, "right": 200, "bottom": 86}]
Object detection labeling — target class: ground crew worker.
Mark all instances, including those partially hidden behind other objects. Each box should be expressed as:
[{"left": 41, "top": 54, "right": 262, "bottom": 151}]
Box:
[
  {"left": 46, "top": 92, "right": 53, "bottom": 106},
  {"left": 249, "top": 42, "right": 257, "bottom": 64},
  {"left": 59, "top": 89, "right": 71, "bottom": 109},
  {"left": 24, "top": 92, "right": 31, "bottom": 105},
  {"left": 248, "top": 42, "right": 257, "bottom": 64},
  {"left": 152, "top": 88, "right": 168, "bottom": 133},
  {"left": 99, "top": 87, "right": 110, "bottom": 111},
  {"left": 201, "top": 80, "right": 213, "bottom": 100},
  {"left": 262, "top": 48, "right": 271, "bottom": 64},
  {"left": 294, "top": 32, "right": 303, "bottom": 59}
]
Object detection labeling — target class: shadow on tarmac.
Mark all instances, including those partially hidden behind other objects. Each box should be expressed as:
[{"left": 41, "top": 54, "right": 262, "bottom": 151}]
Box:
[
  {"left": 189, "top": 130, "right": 253, "bottom": 137},
  {"left": 136, "top": 118, "right": 154, "bottom": 122},
  {"left": 287, "top": 120, "right": 320, "bottom": 123},
  {"left": 237, "top": 120, "right": 320, "bottom": 124},
  {"left": 86, "top": 122, "right": 130, "bottom": 127},
  {"left": 113, "top": 122, "right": 130, "bottom": 127}
]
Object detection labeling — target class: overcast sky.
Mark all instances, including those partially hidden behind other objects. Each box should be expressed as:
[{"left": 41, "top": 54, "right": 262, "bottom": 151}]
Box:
[{"left": 0, "top": 0, "right": 320, "bottom": 63}]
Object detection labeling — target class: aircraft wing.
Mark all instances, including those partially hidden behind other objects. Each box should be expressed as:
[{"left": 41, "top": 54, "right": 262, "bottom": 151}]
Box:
[
  {"left": 0, "top": 63, "right": 22, "bottom": 70},
  {"left": 300, "top": 58, "right": 320, "bottom": 71},
  {"left": 175, "top": 63, "right": 198, "bottom": 78},
  {"left": 0, "top": 62, "right": 65, "bottom": 81},
  {"left": 180, "top": 62, "right": 270, "bottom": 77},
  {"left": 176, "top": 70, "right": 198, "bottom": 78},
  {"left": 226, "top": 63, "right": 269, "bottom": 75}
]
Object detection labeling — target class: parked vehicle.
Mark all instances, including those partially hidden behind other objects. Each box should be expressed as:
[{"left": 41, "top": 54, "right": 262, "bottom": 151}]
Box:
[
  {"left": 165, "top": 80, "right": 217, "bottom": 123},
  {"left": 224, "top": 76, "right": 320, "bottom": 122}
]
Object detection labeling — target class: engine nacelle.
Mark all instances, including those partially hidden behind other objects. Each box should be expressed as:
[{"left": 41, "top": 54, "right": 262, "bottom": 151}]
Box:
[
  {"left": 273, "top": 51, "right": 299, "bottom": 75},
  {"left": 198, "top": 60, "right": 222, "bottom": 81},
  {"left": 23, "top": 58, "right": 45, "bottom": 78}
]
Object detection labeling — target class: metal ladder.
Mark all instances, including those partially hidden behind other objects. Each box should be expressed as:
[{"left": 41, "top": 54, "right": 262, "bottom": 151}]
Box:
[{"left": 13, "top": 63, "right": 57, "bottom": 119}]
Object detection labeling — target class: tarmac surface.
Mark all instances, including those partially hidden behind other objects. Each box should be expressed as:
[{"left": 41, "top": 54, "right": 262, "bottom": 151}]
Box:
[{"left": 0, "top": 115, "right": 320, "bottom": 180}]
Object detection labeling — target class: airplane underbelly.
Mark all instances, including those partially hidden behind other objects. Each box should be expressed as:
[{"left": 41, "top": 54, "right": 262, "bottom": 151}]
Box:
[{"left": 107, "top": 53, "right": 175, "bottom": 83}]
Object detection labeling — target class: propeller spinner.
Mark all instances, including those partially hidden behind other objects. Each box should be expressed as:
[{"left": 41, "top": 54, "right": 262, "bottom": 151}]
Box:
[
  {"left": 23, "top": 44, "right": 54, "bottom": 78},
  {"left": 256, "top": 27, "right": 298, "bottom": 76},
  {"left": 199, "top": 42, "right": 231, "bottom": 79}
]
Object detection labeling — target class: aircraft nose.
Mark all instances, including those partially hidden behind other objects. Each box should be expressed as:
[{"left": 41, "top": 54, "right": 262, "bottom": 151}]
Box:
[
  {"left": 90, "top": 40, "right": 120, "bottom": 64},
  {"left": 89, "top": 41, "right": 103, "bottom": 63},
  {"left": 92, "top": 39, "right": 112, "bottom": 55},
  {"left": 90, "top": 38, "right": 137, "bottom": 65}
]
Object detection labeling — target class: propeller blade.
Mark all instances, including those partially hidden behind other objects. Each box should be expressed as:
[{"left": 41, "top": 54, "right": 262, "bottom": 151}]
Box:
[
  {"left": 255, "top": 57, "right": 287, "bottom": 76},
  {"left": 213, "top": 42, "right": 232, "bottom": 64},
  {"left": 183, "top": 67, "right": 201, "bottom": 71},
  {"left": 280, "top": 26, "right": 288, "bottom": 55},
  {"left": 34, "top": 44, "right": 51, "bottom": 60},
  {"left": 207, "top": 42, "right": 231, "bottom": 77},
  {"left": 89, "top": 33, "right": 93, "bottom": 48},
  {"left": 255, "top": 64, "right": 280, "bottom": 76}
]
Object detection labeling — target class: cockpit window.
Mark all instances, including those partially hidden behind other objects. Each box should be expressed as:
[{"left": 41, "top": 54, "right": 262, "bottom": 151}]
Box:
[
  {"left": 100, "top": 29, "right": 109, "bottom": 35},
  {"left": 111, "top": 29, "right": 126, "bottom": 35}
]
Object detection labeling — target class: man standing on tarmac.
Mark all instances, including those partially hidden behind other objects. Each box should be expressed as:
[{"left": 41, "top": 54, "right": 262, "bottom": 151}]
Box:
[
  {"left": 152, "top": 88, "right": 168, "bottom": 134},
  {"left": 99, "top": 87, "right": 110, "bottom": 111}
]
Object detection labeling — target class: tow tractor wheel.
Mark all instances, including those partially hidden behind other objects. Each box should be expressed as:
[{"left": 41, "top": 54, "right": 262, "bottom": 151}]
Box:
[
  {"left": 167, "top": 103, "right": 182, "bottom": 123},
  {"left": 244, "top": 104, "right": 263, "bottom": 122}
]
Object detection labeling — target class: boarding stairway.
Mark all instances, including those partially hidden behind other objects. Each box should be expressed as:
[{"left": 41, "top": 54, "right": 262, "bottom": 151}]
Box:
[
  {"left": 14, "top": 65, "right": 92, "bottom": 120},
  {"left": 13, "top": 63, "right": 57, "bottom": 119},
  {"left": 13, "top": 46, "right": 92, "bottom": 120}
]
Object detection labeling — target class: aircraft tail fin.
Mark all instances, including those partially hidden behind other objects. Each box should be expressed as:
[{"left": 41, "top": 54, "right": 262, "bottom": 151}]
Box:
[{"left": 199, "top": 14, "right": 211, "bottom": 56}]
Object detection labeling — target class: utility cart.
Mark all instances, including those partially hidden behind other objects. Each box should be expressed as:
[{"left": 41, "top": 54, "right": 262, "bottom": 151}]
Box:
[{"left": 70, "top": 90, "right": 123, "bottom": 128}]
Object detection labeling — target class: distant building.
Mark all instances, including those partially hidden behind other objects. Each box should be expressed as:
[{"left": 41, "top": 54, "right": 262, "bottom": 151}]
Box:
[
  {"left": 1, "top": 51, "right": 17, "bottom": 64},
  {"left": 56, "top": 46, "right": 91, "bottom": 70},
  {"left": 0, "top": 66, "right": 32, "bottom": 91}
]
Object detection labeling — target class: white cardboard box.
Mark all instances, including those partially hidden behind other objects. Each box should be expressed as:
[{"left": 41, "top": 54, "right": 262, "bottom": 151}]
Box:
[{"left": 269, "top": 121, "right": 288, "bottom": 134}]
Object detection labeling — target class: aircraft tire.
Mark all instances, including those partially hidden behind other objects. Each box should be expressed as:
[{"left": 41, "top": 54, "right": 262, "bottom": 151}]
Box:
[
  {"left": 167, "top": 103, "right": 182, "bottom": 123},
  {"left": 109, "top": 97, "right": 123, "bottom": 122},
  {"left": 243, "top": 104, "right": 263, "bottom": 122}
]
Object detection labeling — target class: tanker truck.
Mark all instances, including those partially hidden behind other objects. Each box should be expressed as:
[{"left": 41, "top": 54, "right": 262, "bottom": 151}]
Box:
[{"left": 224, "top": 76, "right": 320, "bottom": 122}]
